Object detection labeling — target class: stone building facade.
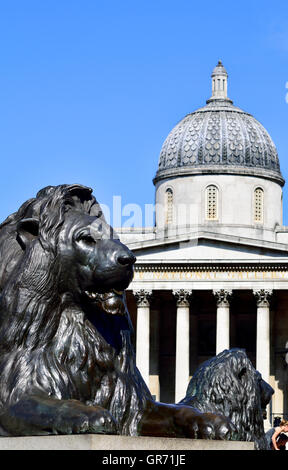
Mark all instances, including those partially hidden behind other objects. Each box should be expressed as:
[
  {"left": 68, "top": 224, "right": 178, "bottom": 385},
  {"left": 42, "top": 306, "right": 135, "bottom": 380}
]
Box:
[{"left": 117, "top": 61, "right": 288, "bottom": 426}]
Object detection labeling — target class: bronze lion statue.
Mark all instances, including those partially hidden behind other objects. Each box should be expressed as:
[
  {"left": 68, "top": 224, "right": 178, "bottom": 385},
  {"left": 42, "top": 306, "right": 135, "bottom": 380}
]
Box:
[
  {"left": 180, "top": 348, "right": 274, "bottom": 449},
  {"left": 0, "top": 184, "right": 234, "bottom": 439}
]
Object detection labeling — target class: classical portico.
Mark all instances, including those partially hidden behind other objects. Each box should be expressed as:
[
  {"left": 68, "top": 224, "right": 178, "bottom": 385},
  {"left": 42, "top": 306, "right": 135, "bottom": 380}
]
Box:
[
  {"left": 117, "top": 61, "right": 288, "bottom": 426},
  {"left": 125, "top": 262, "right": 288, "bottom": 415}
]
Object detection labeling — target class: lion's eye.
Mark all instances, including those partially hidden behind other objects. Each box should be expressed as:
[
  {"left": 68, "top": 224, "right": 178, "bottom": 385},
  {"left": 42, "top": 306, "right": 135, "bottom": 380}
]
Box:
[{"left": 80, "top": 235, "right": 95, "bottom": 246}]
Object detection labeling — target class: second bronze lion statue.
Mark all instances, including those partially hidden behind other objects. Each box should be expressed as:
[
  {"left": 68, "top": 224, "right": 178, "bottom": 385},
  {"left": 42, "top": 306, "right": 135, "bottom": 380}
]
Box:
[
  {"left": 180, "top": 348, "right": 274, "bottom": 449},
  {"left": 0, "top": 184, "right": 233, "bottom": 439}
]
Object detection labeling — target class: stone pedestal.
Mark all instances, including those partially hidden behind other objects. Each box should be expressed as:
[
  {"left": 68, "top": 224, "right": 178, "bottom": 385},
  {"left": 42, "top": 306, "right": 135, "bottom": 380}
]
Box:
[{"left": 0, "top": 434, "right": 254, "bottom": 450}]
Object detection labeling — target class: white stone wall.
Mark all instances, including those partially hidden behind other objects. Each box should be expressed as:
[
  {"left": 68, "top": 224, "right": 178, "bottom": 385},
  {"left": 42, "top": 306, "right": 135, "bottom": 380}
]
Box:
[
  {"left": 114, "top": 228, "right": 155, "bottom": 245},
  {"left": 155, "top": 174, "right": 283, "bottom": 239},
  {"left": 276, "top": 229, "right": 288, "bottom": 244}
]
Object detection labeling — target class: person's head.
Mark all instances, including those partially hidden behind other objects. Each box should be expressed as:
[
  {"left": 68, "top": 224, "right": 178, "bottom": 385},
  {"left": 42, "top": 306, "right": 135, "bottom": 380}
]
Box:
[{"left": 280, "top": 419, "right": 288, "bottom": 431}]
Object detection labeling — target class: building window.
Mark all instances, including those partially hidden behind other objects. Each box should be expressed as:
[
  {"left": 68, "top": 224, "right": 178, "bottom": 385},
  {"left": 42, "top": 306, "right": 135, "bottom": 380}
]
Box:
[
  {"left": 165, "top": 188, "right": 173, "bottom": 225},
  {"left": 205, "top": 185, "right": 218, "bottom": 221},
  {"left": 254, "top": 187, "right": 264, "bottom": 223}
]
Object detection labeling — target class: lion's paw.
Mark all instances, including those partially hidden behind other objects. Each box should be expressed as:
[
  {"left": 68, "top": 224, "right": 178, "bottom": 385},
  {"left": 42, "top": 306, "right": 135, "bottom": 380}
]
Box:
[
  {"left": 194, "top": 413, "right": 236, "bottom": 440},
  {"left": 174, "top": 407, "right": 236, "bottom": 440},
  {"left": 189, "top": 412, "right": 236, "bottom": 440},
  {"left": 86, "top": 407, "right": 118, "bottom": 435},
  {"left": 55, "top": 401, "right": 118, "bottom": 435}
]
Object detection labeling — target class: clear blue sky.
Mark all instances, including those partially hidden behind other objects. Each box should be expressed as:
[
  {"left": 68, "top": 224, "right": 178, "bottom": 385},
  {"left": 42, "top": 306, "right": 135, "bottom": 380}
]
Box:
[{"left": 0, "top": 0, "right": 287, "bottom": 225}]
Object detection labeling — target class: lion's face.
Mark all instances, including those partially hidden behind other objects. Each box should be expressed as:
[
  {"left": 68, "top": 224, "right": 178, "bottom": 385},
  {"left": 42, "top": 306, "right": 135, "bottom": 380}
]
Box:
[
  {"left": 7, "top": 185, "right": 136, "bottom": 319},
  {"left": 57, "top": 209, "right": 136, "bottom": 316}
]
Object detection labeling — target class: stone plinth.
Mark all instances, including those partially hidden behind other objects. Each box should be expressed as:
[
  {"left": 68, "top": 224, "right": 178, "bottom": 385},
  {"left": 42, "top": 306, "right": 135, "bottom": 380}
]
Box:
[{"left": 0, "top": 434, "right": 254, "bottom": 450}]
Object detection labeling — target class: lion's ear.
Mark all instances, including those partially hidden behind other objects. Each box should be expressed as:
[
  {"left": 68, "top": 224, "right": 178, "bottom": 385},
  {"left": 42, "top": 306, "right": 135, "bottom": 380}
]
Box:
[{"left": 16, "top": 218, "right": 39, "bottom": 249}]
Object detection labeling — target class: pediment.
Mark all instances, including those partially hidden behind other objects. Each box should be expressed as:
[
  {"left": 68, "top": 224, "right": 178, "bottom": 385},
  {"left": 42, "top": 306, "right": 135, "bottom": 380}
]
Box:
[{"left": 125, "top": 231, "right": 288, "bottom": 263}]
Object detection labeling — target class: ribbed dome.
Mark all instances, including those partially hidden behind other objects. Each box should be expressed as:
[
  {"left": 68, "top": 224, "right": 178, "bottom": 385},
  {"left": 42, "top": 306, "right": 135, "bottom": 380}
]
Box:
[{"left": 154, "top": 62, "right": 284, "bottom": 186}]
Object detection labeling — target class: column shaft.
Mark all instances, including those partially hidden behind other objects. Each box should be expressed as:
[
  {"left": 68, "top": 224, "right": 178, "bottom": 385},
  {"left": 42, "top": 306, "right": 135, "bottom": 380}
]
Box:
[
  {"left": 254, "top": 289, "right": 272, "bottom": 384},
  {"left": 173, "top": 289, "right": 192, "bottom": 403},
  {"left": 213, "top": 290, "right": 232, "bottom": 355},
  {"left": 254, "top": 289, "right": 272, "bottom": 430},
  {"left": 216, "top": 305, "right": 230, "bottom": 354},
  {"left": 256, "top": 305, "right": 270, "bottom": 382},
  {"left": 136, "top": 305, "right": 150, "bottom": 385},
  {"left": 175, "top": 305, "right": 190, "bottom": 402},
  {"left": 133, "top": 290, "right": 152, "bottom": 388}
]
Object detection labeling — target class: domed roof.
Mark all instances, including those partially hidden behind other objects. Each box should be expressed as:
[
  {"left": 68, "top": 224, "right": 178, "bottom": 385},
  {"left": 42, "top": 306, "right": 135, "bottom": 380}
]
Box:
[{"left": 154, "top": 62, "right": 284, "bottom": 186}]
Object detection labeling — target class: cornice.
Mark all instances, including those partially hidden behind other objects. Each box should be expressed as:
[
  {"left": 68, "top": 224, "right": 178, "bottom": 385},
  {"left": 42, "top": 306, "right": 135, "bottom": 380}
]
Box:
[
  {"left": 127, "top": 230, "right": 288, "bottom": 254},
  {"left": 153, "top": 165, "right": 285, "bottom": 187},
  {"left": 133, "top": 262, "right": 288, "bottom": 272}
]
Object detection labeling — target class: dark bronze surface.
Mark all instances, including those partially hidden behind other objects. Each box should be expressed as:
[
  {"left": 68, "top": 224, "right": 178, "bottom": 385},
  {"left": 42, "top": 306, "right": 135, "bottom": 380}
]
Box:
[
  {"left": 180, "top": 348, "right": 274, "bottom": 449},
  {"left": 0, "top": 184, "right": 239, "bottom": 440}
]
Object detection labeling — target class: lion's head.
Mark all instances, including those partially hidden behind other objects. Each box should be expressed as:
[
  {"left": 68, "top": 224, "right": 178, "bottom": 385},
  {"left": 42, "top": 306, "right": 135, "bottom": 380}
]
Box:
[
  {"left": 180, "top": 348, "right": 274, "bottom": 450},
  {"left": 0, "top": 184, "right": 136, "bottom": 326}
]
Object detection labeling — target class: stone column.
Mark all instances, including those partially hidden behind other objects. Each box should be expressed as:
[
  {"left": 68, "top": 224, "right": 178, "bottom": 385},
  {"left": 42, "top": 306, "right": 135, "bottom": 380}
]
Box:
[
  {"left": 172, "top": 289, "right": 192, "bottom": 403},
  {"left": 253, "top": 289, "right": 273, "bottom": 430},
  {"left": 213, "top": 289, "right": 232, "bottom": 355},
  {"left": 253, "top": 289, "right": 272, "bottom": 383},
  {"left": 133, "top": 289, "right": 152, "bottom": 387}
]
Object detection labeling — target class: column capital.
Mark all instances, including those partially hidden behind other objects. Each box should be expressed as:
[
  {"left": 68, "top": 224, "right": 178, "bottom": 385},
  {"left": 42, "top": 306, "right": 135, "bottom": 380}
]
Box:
[
  {"left": 133, "top": 289, "right": 152, "bottom": 307},
  {"left": 213, "top": 289, "right": 232, "bottom": 307},
  {"left": 253, "top": 289, "right": 273, "bottom": 307},
  {"left": 172, "top": 289, "right": 192, "bottom": 307}
]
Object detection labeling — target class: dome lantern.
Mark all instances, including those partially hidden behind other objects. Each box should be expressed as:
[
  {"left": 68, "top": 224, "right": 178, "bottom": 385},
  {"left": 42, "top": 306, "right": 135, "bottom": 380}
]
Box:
[{"left": 208, "top": 60, "right": 232, "bottom": 103}]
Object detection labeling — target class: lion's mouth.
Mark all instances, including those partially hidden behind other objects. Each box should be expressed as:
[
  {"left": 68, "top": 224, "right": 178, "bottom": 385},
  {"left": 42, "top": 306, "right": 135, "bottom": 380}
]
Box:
[{"left": 84, "top": 288, "right": 126, "bottom": 315}]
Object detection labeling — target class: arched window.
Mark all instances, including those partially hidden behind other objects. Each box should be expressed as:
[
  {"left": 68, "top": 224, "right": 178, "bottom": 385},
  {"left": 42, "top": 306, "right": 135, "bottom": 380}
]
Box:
[
  {"left": 254, "top": 187, "right": 264, "bottom": 223},
  {"left": 205, "top": 185, "right": 218, "bottom": 221},
  {"left": 165, "top": 188, "right": 173, "bottom": 225}
]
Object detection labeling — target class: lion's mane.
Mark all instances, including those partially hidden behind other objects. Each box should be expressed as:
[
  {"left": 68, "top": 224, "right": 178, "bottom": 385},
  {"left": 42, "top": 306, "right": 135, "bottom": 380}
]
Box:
[
  {"left": 180, "top": 348, "right": 272, "bottom": 449},
  {"left": 0, "top": 185, "right": 151, "bottom": 436}
]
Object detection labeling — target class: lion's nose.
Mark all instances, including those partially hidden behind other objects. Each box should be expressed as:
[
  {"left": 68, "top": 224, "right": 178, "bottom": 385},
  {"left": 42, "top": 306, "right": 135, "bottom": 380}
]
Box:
[{"left": 117, "top": 252, "right": 136, "bottom": 266}]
